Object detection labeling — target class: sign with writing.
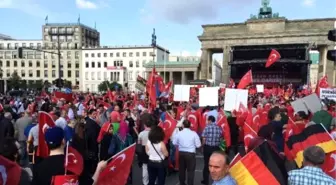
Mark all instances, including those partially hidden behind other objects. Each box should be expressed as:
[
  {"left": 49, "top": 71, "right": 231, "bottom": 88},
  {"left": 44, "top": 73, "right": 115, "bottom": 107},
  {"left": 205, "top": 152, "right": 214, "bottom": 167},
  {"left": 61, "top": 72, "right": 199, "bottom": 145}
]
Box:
[{"left": 319, "top": 88, "right": 336, "bottom": 101}]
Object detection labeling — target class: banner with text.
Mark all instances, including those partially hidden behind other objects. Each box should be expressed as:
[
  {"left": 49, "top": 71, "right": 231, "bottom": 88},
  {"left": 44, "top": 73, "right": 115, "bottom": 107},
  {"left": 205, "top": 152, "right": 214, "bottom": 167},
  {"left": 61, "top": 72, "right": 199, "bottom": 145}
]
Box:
[{"left": 319, "top": 88, "right": 336, "bottom": 101}]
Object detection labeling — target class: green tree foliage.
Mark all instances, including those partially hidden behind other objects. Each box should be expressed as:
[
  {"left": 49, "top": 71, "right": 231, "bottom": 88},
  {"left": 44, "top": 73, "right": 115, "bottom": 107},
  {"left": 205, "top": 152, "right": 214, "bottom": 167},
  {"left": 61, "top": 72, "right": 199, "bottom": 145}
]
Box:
[
  {"left": 97, "top": 81, "right": 122, "bottom": 92},
  {"left": 7, "top": 71, "right": 22, "bottom": 90}
]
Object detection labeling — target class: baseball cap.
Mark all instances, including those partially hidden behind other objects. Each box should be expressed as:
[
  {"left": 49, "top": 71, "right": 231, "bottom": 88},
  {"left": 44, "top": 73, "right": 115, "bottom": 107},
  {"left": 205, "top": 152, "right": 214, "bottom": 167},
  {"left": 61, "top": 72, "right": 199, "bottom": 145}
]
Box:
[{"left": 45, "top": 127, "right": 64, "bottom": 145}]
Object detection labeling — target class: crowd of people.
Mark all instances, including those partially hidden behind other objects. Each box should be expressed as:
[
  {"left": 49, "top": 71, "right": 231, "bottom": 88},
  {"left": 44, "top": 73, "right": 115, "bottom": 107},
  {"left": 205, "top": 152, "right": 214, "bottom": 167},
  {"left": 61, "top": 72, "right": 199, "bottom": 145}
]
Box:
[{"left": 0, "top": 86, "right": 335, "bottom": 185}]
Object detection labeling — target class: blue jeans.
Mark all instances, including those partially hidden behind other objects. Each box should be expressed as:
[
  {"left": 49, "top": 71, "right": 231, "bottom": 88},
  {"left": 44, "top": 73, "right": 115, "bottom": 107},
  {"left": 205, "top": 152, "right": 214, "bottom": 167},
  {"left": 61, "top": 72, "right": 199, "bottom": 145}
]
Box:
[
  {"left": 148, "top": 161, "right": 166, "bottom": 185},
  {"left": 19, "top": 141, "right": 29, "bottom": 167}
]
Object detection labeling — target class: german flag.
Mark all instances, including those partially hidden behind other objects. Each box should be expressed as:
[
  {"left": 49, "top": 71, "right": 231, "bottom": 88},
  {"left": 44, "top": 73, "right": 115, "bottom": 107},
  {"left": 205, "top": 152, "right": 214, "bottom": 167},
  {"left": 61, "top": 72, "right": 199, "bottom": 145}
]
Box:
[
  {"left": 229, "top": 142, "right": 287, "bottom": 185},
  {"left": 286, "top": 124, "right": 336, "bottom": 167}
]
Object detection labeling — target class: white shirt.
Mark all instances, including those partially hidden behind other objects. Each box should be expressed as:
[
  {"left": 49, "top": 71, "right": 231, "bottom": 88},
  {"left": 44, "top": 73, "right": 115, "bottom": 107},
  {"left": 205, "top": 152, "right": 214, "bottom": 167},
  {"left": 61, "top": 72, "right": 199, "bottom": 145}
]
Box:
[
  {"left": 68, "top": 108, "right": 74, "bottom": 120},
  {"left": 146, "top": 141, "right": 165, "bottom": 161},
  {"left": 138, "top": 129, "right": 150, "bottom": 146},
  {"left": 55, "top": 117, "right": 67, "bottom": 129},
  {"left": 172, "top": 128, "right": 201, "bottom": 153},
  {"left": 76, "top": 102, "right": 85, "bottom": 116}
]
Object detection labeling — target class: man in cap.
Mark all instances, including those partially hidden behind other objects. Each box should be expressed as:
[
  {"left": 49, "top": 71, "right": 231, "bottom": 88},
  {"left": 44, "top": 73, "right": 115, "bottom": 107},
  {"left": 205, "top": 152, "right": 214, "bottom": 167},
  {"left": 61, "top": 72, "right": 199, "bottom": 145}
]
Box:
[{"left": 32, "top": 127, "right": 106, "bottom": 185}]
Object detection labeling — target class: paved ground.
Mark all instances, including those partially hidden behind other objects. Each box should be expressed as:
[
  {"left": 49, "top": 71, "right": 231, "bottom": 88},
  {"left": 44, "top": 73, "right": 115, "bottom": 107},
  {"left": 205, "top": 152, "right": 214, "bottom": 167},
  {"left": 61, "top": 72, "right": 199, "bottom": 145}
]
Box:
[{"left": 131, "top": 155, "right": 211, "bottom": 185}]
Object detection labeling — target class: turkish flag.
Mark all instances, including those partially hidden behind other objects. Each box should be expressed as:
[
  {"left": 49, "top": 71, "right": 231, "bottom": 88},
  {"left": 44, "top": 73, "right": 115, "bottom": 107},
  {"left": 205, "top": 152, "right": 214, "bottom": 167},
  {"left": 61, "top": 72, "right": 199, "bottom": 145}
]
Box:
[
  {"left": 0, "top": 156, "right": 21, "bottom": 185},
  {"left": 97, "top": 144, "right": 136, "bottom": 185},
  {"left": 243, "top": 112, "right": 258, "bottom": 150},
  {"left": 237, "top": 70, "right": 253, "bottom": 89},
  {"left": 37, "top": 111, "right": 56, "bottom": 158},
  {"left": 217, "top": 111, "right": 231, "bottom": 147},
  {"left": 265, "top": 49, "right": 281, "bottom": 68},
  {"left": 97, "top": 122, "right": 112, "bottom": 143},
  {"left": 315, "top": 76, "right": 329, "bottom": 96},
  {"left": 65, "top": 145, "right": 84, "bottom": 176},
  {"left": 187, "top": 111, "right": 199, "bottom": 132},
  {"left": 159, "top": 113, "right": 177, "bottom": 143},
  {"left": 321, "top": 151, "right": 336, "bottom": 179},
  {"left": 51, "top": 175, "right": 79, "bottom": 185},
  {"left": 54, "top": 91, "right": 73, "bottom": 102}
]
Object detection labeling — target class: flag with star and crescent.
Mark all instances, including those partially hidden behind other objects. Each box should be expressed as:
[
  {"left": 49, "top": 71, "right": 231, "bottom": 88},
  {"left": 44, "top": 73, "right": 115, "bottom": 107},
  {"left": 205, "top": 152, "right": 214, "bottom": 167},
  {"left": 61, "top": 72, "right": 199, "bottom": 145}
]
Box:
[
  {"left": 97, "top": 143, "right": 136, "bottom": 185},
  {"left": 65, "top": 144, "right": 83, "bottom": 176}
]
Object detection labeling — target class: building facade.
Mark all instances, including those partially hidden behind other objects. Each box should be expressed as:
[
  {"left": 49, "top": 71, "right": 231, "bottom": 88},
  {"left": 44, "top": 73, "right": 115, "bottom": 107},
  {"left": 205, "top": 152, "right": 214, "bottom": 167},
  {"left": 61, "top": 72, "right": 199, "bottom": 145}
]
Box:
[
  {"left": 0, "top": 23, "right": 100, "bottom": 91},
  {"left": 82, "top": 45, "right": 169, "bottom": 92},
  {"left": 309, "top": 50, "right": 319, "bottom": 87}
]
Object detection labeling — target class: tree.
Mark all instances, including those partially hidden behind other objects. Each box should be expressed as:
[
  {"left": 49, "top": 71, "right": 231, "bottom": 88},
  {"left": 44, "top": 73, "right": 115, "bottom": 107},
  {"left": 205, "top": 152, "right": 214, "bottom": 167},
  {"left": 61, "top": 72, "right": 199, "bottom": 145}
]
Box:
[
  {"left": 34, "top": 80, "right": 44, "bottom": 90},
  {"left": 63, "top": 79, "right": 72, "bottom": 89},
  {"left": 98, "top": 81, "right": 122, "bottom": 92},
  {"left": 27, "top": 80, "right": 34, "bottom": 89},
  {"left": 7, "top": 71, "right": 22, "bottom": 90}
]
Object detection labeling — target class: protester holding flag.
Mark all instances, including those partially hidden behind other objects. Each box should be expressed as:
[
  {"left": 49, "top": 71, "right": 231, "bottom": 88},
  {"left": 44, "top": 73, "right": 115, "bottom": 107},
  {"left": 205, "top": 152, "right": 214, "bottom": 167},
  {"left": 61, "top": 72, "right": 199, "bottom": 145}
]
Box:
[{"left": 31, "top": 127, "right": 107, "bottom": 185}]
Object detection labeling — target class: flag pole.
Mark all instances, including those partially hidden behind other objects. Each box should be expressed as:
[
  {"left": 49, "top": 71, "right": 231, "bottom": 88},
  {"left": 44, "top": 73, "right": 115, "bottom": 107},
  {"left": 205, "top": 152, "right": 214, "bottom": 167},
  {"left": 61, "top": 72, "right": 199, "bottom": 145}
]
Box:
[{"left": 64, "top": 141, "right": 69, "bottom": 175}]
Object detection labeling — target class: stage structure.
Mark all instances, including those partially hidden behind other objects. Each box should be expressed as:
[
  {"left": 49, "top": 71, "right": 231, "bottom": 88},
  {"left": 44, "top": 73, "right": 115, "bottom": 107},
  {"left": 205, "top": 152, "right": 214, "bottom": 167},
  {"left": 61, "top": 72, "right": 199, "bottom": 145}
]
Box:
[{"left": 198, "top": 0, "right": 336, "bottom": 86}]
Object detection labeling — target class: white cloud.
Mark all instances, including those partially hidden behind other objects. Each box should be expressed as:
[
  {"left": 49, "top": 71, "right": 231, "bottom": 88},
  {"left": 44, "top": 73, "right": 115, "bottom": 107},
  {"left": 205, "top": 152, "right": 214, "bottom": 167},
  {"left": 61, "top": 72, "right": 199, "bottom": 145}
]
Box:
[
  {"left": 143, "top": 0, "right": 257, "bottom": 24},
  {"left": 0, "top": 0, "right": 60, "bottom": 18},
  {"left": 302, "top": 0, "right": 316, "bottom": 7},
  {"left": 76, "top": 0, "right": 97, "bottom": 9}
]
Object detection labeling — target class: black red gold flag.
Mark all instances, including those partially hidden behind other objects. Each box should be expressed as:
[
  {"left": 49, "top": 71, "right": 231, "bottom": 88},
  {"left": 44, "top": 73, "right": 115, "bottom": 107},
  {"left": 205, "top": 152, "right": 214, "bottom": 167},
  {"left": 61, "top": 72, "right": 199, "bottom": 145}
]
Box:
[
  {"left": 286, "top": 124, "right": 336, "bottom": 167},
  {"left": 229, "top": 142, "right": 287, "bottom": 185}
]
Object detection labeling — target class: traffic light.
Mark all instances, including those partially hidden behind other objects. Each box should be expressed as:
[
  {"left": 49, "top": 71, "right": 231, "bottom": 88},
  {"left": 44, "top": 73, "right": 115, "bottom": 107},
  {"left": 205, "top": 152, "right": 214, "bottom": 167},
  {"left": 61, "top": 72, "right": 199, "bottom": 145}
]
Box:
[
  {"left": 327, "top": 29, "right": 336, "bottom": 61},
  {"left": 18, "top": 47, "right": 23, "bottom": 58}
]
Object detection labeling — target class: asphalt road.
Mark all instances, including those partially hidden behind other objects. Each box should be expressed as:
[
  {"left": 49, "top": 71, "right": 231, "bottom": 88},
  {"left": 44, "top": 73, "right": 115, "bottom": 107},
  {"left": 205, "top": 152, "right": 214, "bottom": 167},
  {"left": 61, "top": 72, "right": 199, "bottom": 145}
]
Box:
[{"left": 131, "top": 154, "right": 210, "bottom": 185}]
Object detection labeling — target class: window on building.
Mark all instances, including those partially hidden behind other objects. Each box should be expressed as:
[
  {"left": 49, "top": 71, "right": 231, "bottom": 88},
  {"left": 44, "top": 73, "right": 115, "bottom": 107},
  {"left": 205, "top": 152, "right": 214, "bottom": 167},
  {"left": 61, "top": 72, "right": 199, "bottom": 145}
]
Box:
[
  {"left": 52, "top": 61, "right": 56, "bottom": 68},
  {"left": 75, "top": 61, "right": 79, "bottom": 68},
  {"left": 67, "top": 51, "right": 71, "bottom": 59},
  {"left": 104, "top": 61, "right": 107, "bottom": 68},
  {"left": 91, "top": 72, "right": 95, "bottom": 80},
  {"left": 21, "top": 70, "right": 25, "bottom": 77},
  {"left": 14, "top": 43, "right": 19, "bottom": 49},
  {"left": 68, "top": 70, "right": 71, "bottom": 77},
  {"left": 44, "top": 60, "right": 47, "bottom": 68},
  {"left": 104, "top": 53, "right": 107, "bottom": 57},
  {"left": 117, "top": 61, "right": 120, "bottom": 66},
  {"left": 36, "top": 61, "right": 40, "bottom": 67},
  {"left": 29, "top": 70, "right": 33, "bottom": 77},
  {"left": 44, "top": 70, "right": 48, "bottom": 78},
  {"left": 97, "top": 53, "right": 101, "bottom": 58},
  {"left": 29, "top": 61, "right": 32, "bottom": 67},
  {"left": 36, "top": 70, "right": 40, "bottom": 77},
  {"left": 136, "top": 52, "right": 140, "bottom": 57},
  {"left": 85, "top": 72, "right": 88, "bottom": 80},
  {"left": 91, "top": 62, "right": 95, "bottom": 68},
  {"left": 75, "top": 51, "right": 79, "bottom": 59},
  {"left": 110, "top": 53, "right": 113, "bottom": 57},
  {"left": 97, "top": 72, "right": 101, "bottom": 80},
  {"left": 123, "top": 52, "right": 126, "bottom": 57},
  {"left": 60, "top": 61, "right": 63, "bottom": 69},
  {"left": 91, "top": 53, "right": 95, "bottom": 57},
  {"left": 85, "top": 62, "right": 89, "bottom": 68},
  {"left": 14, "top": 61, "right": 17, "bottom": 67},
  {"left": 143, "top": 52, "right": 147, "bottom": 57},
  {"left": 129, "top": 61, "right": 133, "bottom": 67},
  {"left": 136, "top": 61, "right": 139, "bottom": 67},
  {"left": 98, "top": 62, "right": 101, "bottom": 68},
  {"left": 113, "top": 61, "right": 116, "bottom": 66},
  {"left": 6, "top": 61, "right": 10, "bottom": 67},
  {"left": 21, "top": 61, "right": 25, "bottom": 67},
  {"left": 128, "top": 72, "right": 133, "bottom": 80},
  {"left": 75, "top": 71, "right": 79, "bottom": 78},
  {"left": 120, "top": 61, "right": 123, "bottom": 66},
  {"left": 68, "top": 62, "right": 71, "bottom": 68},
  {"left": 6, "top": 69, "right": 10, "bottom": 77},
  {"left": 129, "top": 52, "right": 133, "bottom": 57},
  {"left": 116, "top": 52, "right": 120, "bottom": 57},
  {"left": 85, "top": 53, "right": 89, "bottom": 57}
]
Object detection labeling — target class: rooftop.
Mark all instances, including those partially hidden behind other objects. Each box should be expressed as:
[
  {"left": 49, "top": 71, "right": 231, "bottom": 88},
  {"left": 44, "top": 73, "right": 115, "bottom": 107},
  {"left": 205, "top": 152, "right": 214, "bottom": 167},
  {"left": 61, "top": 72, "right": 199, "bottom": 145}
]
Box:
[
  {"left": 83, "top": 45, "right": 170, "bottom": 53},
  {"left": 44, "top": 23, "right": 97, "bottom": 32},
  {"left": 0, "top": 34, "right": 14, "bottom": 40}
]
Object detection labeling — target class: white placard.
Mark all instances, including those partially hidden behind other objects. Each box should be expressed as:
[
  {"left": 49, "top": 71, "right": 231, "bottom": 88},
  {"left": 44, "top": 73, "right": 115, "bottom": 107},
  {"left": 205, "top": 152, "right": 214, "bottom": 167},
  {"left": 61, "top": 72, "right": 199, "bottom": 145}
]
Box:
[
  {"left": 256, "top": 85, "right": 264, "bottom": 93},
  {"left": 199, "top": 87, "right": 219, "bottom": 107},
  {"left": 290, "top": 99, "right": 308, "bottom": 114},
  {"left": 319, "top": 88, "right": 336, "bottom": 101},
  {"left": 173, "top": 85, "right": 190, "bottom": 102},
  {"left": 302, "top": 93, "right": 322, "bottom": 113},
  {"left": 224, "top": 88, "right": 248, "bottom": 111}
]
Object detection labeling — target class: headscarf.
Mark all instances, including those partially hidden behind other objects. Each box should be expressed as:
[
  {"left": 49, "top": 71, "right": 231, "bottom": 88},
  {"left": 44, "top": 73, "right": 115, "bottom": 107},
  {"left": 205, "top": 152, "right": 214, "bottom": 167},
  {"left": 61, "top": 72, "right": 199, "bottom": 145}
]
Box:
[{"left": 118, "top": 120, "right": 129, "bottom": 141}]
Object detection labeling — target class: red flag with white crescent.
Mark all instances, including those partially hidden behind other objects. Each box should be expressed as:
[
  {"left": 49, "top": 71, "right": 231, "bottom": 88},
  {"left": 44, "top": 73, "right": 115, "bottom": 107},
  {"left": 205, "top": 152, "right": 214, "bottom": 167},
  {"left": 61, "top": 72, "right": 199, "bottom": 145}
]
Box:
[
  {"left": 37, "top": 111, "right": 56, "bottom": 158},
  {"left": 97, "top": 144, "right": 136, "bottom": 185},
  {"left": 159, "top": 113, "right": 178, "bottom": 143},
  {"left": 321, "top": 151, "right": 336, "bottom": 179},
  {"left": 217, "top": 112, "right": 231, "bottom": 147},
  {"left": 265, "top": 49, "right": 281, "bottom": 68},
  {"left": 65, "top": 144, "right": 84, "bottom": 176},
  {"left": 51, "top": 175, "right": 79, "bottom": 185},
  {"left": 187, "top": 111, "right": 199, "bottom": 132},
  {"left": 237, "top": 70, "right": 253, "bottom": 89}
]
